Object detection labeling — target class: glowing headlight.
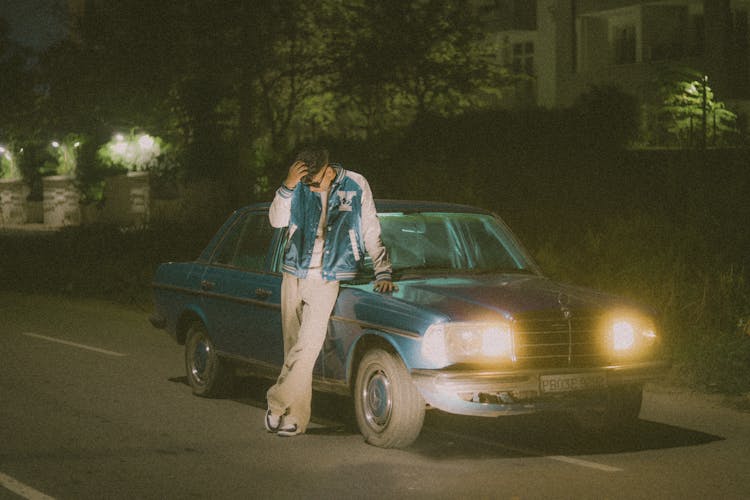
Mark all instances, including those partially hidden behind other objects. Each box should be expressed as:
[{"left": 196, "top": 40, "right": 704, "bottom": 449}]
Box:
[
  {"left": 612, "top": 320, "right": 636, "bottom": 351},
  {"left": 606, "top": 312, "right": 658, "bottom": 356},
  {"left": 422, "top": 322, "right": 515, "bottom": 366}
]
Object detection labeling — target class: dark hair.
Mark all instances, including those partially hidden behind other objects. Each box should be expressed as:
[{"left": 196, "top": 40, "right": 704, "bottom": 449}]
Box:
[{"left": 295, "top": 147, "right": 329, "bottom": 176}]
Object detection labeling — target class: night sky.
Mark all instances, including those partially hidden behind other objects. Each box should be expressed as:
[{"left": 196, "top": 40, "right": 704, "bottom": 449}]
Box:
[{"left": 0, "top": 0, "right": 67, "bottom": 49}]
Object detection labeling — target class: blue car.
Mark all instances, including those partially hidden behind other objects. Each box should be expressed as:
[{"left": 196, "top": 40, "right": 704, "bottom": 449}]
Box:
[{"left": 150, "top": 200, "right": 669, "bottom": 448}]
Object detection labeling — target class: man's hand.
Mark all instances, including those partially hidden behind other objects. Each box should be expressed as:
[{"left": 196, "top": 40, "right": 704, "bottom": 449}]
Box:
[
  {"left": 373, "top": 280, "right": 398, "bottom": 293},
  {"left": 284, "top": 161, "right": 308, "bottom": 189}
]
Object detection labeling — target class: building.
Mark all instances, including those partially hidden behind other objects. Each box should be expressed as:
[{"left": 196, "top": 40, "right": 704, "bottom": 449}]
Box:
[{"left": 480, "top": 0, "right": 750, "bottom": 114}]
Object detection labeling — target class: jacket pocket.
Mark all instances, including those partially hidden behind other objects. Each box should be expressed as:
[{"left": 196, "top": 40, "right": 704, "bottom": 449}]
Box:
[{"left": 349, "top": 229, "right": 361, "bottom": 262}]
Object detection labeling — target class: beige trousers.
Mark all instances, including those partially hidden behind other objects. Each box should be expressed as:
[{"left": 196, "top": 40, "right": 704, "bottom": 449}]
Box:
[{"left": 266, "top": 272, "right": 339, "bottom": 432}]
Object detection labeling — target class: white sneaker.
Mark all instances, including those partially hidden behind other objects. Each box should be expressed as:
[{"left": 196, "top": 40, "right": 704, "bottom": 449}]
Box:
[
  {"left": 277, "top": 418, "right": 302, "bottom": 437},
  {"left": 264, "top": 409, "right": 281, "bottom": 433}
]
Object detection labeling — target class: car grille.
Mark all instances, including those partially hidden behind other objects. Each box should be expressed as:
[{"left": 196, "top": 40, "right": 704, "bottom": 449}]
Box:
[{"left": 512, "top": 310, "right": 605, "bottom": 368}]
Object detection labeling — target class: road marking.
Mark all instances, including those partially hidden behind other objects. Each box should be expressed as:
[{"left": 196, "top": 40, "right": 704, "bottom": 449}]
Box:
[
  {"left": 546, "top": 455, "right": 623, "bottom": 472},
  {"left": 432, "top": 429, "right": 623, "bottom": 472},
  {"left": 0, "top": 472, "right": 56, "bottom": 500},
  {"left": 21, "top": 332, "right": 127, "bottom": 357}
]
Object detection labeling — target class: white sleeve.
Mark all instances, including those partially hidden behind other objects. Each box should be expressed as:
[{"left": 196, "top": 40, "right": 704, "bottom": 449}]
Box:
[
  {"left": 360, "top": 178, "right": 392, "bottom": 282},
  {"left": 269, "top": 184, "right": 294, "bottom": 228}
]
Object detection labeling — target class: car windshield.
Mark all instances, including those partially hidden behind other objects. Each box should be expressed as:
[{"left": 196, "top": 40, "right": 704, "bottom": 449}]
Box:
[{"left": 373, "top": 211, "right": 536, "bottom": 279}]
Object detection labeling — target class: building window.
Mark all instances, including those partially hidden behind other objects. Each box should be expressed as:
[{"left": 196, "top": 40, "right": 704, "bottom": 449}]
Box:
[
  {"left": 512, "top": 41, "right": 534, "bottom": 75},
  {"left": 613, "top": 25, "right": 636, "bottom": 64}
]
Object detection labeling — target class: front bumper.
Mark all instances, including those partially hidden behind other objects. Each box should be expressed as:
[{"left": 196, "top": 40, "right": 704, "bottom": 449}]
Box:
[{"left": 411, "top": 360, "right": 670, "bottom": 417}]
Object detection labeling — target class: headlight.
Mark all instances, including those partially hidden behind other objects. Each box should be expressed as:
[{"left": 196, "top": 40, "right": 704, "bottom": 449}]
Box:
[
  {"left": 422, "top": 322, "right": 515, "bottom": 366},
  {"left": 605, "top": 312, "right": 657, "bottom": 357}
]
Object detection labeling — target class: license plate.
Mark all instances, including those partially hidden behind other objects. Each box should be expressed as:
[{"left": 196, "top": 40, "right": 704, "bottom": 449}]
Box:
[{"left": 540, "top": 373, "right": 606, "bottom": 393}]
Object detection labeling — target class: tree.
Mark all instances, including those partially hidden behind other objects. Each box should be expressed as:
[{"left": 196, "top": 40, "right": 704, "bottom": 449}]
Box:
[
  {"left": 236, "top": 0, "right": 334, "bottom": 152},
  {"left": 330, "top": 0, "right": 513, "bottom": 137},
  {"left": 658, "top": 68, "right": 738, "bottom": 149},
  {"left": 30, "top": 0, "right": 521, "bottom": 200}
]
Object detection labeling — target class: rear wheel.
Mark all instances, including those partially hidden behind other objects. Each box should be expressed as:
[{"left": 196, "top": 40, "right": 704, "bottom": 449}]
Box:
[
  {"left": 185, "top": 321, "right": 232, "bottom": 397},
  {"left": 354, "top": 349, "right": 425, "bottom": 448}
]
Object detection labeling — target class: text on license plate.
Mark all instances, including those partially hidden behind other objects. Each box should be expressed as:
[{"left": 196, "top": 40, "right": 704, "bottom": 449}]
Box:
[{"left": 540, "top": 373, "right": 606, "bottom": 393}]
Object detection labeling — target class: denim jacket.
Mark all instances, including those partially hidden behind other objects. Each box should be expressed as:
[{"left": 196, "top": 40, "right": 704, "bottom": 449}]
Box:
[{"left": 268, "top": 165, "right": 392, "bottom": 282}]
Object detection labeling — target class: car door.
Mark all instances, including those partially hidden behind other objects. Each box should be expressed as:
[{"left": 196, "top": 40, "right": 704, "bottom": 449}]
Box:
[{"left": 199, "top": 209, "right": 283, "bottom": 363}]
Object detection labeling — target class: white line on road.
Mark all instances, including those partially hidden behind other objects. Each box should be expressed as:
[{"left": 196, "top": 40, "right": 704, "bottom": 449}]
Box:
[
  {"left": 21, "top": 332, "right": 127, "bottom": 357},
  {"left": 432, "top": 429, "right": 623, "bottom": 472},
  {"left": 0, "top": 472, "right": 56, "bottom": 500},
  {"left": 546, "top": 455, "right": 623, "bottom": 472}
]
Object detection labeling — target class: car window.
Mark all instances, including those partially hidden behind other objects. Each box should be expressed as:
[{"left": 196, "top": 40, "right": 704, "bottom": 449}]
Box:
[{"left": 211, "top": 212, "right": 274, "bottom": 271}]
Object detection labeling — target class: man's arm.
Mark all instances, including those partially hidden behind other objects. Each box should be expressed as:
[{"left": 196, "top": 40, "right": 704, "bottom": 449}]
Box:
[
  {"left": 359, "top": 177, "right": 397, "bottom": 293},
  {"left": 269, "top": 185, "right": 293, "bottom": 228},
  {"left": 269, "top": 161, "right": 308, "bottom": 228}
]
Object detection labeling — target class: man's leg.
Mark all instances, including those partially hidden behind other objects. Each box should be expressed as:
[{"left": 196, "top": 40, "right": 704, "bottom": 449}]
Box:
[
  {"left": 266, "top": 274, "right": 338, "bottom": 432},
  {"left": 281, "top": 274, "right": 304, "bottom": 360},
  {"left": 267, "top": 274, "right": 302, "bottom": 416}
]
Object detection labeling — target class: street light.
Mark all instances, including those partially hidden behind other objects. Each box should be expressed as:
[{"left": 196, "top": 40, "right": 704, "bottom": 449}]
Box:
[{"left": 137, "top": 134, "right": 155, "bottom": 151}]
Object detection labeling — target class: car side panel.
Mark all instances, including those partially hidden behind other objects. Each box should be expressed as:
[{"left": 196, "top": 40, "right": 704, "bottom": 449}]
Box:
[
  {"left": 152, "top": 262, "right": 206, "bottom": 342},
  {"left": 198, "top": 265, "right": 284, "bottom": 363},
  {"left": 323, "top": 286, "right": 447, "bottom": 382}
]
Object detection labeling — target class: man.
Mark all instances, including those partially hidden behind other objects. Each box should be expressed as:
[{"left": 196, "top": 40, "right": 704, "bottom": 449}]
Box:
[{"left": 265, "top": 147, "right": 396, "bottom": 437}]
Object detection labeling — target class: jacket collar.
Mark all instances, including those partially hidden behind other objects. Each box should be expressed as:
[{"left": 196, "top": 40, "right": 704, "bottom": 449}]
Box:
[{"left": 330, "top": 163, "right": 345, "bottom": 187}]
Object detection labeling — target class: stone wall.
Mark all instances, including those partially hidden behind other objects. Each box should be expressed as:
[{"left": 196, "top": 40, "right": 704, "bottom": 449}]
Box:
[
  {"left": 42, "top": 175, "right": 81, "bottom": 227},
  {"left": 2, "top": 172, "right": 228, "bottom": 230},
  {"left": 99, "top": 172, "right": 151, "bottom": 227},
  {"left": 0, "top": 179, "right": 30, "bottom": 226}
]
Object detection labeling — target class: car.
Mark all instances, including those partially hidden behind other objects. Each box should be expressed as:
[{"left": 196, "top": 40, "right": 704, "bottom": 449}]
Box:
[{"left": 150, "top": 200, "right": 669, "bottom": 448}]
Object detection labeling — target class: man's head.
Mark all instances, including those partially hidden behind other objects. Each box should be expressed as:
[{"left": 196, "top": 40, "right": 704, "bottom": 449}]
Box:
[{"left": 296, "top": 147, "right": 329, "bottom": 184}]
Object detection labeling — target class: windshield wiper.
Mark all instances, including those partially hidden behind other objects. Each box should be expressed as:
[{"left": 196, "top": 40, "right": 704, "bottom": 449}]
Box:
[
  {"left": 393, "top": 266, "right": 535, "bottom": 279},
  {"left": 465, "top": 267, "right": 535, "bottom": 275},
  {"left": 393, "top": 266, "right": 455, "bottom": 279}
]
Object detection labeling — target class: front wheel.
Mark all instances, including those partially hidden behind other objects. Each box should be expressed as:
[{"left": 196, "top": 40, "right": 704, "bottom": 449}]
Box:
[
  {"left": 185, "top": 321, "right": 232, "bottom": 397},
  {"left": 354, "top": 349, "right": 425, "bottom": 448}
]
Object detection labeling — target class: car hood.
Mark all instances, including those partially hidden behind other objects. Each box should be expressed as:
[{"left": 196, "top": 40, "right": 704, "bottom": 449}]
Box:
[{"left": 392, "top": 274, "right": 625, "bottom": 321}]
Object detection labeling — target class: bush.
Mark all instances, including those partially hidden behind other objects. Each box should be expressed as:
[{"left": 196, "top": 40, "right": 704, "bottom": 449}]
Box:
[{"left": 0, "top": 221, "right": 211, "bottom": 308}]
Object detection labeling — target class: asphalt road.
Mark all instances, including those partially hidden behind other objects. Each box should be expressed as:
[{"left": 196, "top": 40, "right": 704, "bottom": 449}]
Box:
[{"left": 1, "top": 291, "right": 749, "bottom": 499}]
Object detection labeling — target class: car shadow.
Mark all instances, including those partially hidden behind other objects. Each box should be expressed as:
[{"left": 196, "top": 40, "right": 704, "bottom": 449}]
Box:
[
  {"left": 169, "top": 375, "right": 723, "bottom": 458},
  {"left": 410, "top": 410, "right": 724, "bottom": 460}
]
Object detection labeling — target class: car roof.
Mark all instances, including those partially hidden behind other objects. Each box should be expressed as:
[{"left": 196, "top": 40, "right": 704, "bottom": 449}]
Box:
[{"left": 240, "top": 199, "right": 492, "bottom": 215}]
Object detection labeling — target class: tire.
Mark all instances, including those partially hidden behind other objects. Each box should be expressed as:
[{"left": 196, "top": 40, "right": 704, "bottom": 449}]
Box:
[
  {"left": 185, "top": 321, "right": 232, "bottom": 398},
  {"left": 574, "top": 384, "right": 643, "bottom": 431},
  {"left": 354, "top": 349, "right": 425, "bottom": 448}
]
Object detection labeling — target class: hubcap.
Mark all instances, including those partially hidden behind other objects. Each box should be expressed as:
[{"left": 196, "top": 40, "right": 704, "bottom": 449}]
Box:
[
  {"left": 190, "top": 333, "right": 211, "bottom": 385},
  {"left": 363, "top": 369, "right": 392, "bottom": 432}
]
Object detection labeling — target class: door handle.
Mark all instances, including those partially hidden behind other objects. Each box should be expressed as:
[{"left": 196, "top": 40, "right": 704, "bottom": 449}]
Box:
[
  {"left": 201, "top": 280, "right": 216, "bottom": 291},
  {"left": 255, "top": 288, "right": 272, "bottom": 299}
]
